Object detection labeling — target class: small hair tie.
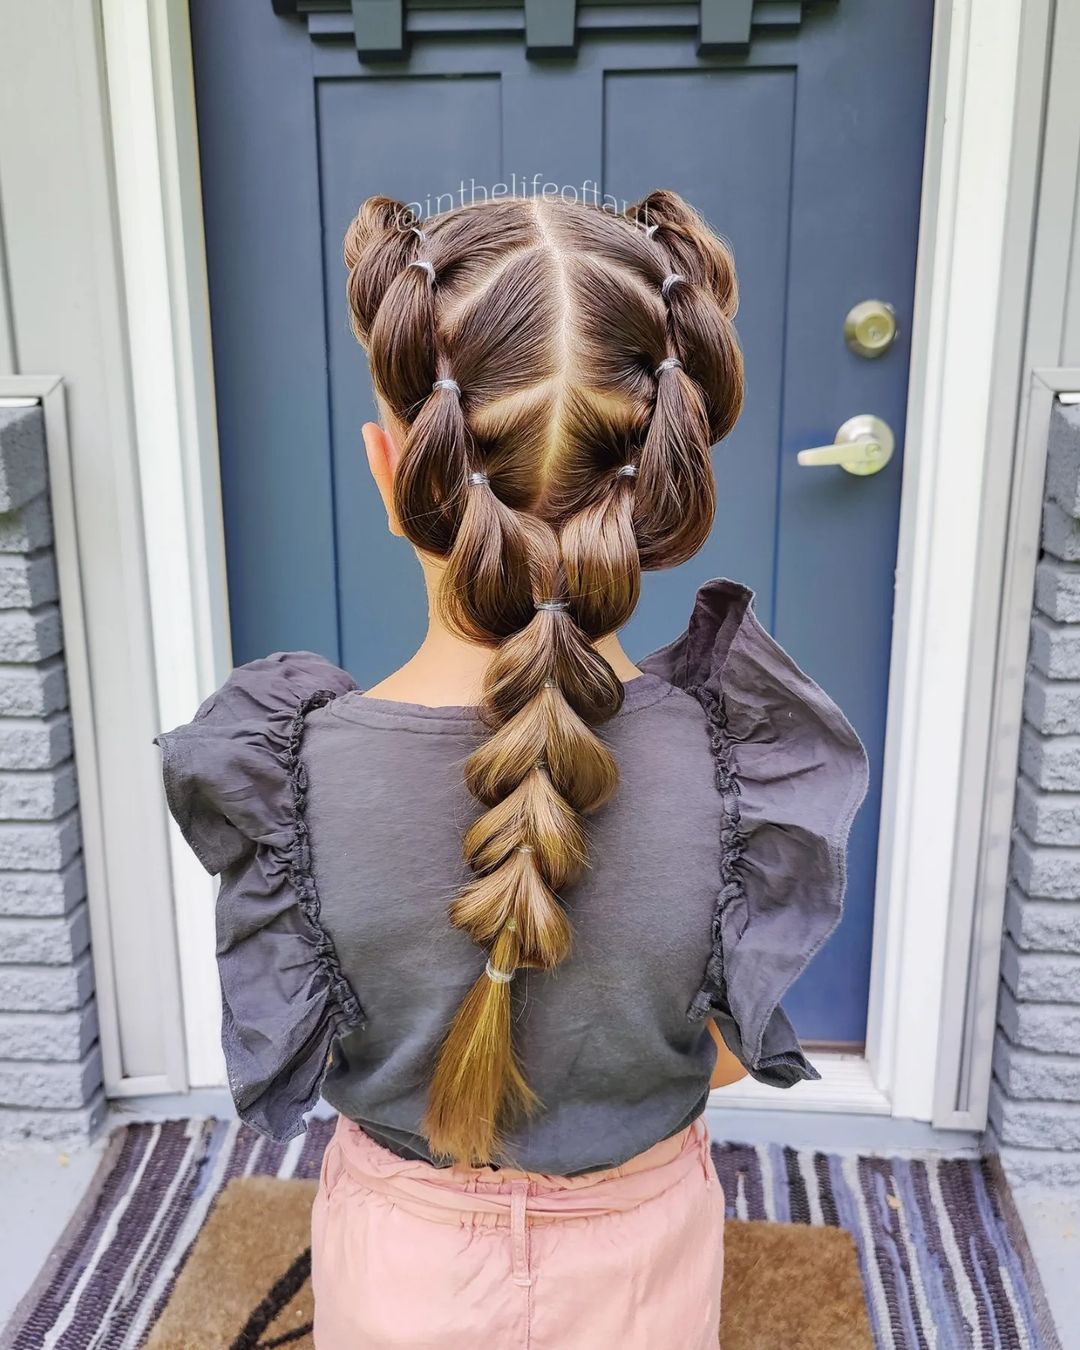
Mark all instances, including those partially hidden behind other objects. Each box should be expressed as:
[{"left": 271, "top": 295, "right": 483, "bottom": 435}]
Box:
[
  {"left": 616, "top": 464, "right": 638, "bottom": 478},
  {"left": 409, "top": 259, "right": 436, "bottom": 282},
  {"left": 485, "top": 960, "right": 515, "bottom": 985},
  {"left": 410, "top": 226, "right": 426, "bottom": 242},
  {"left": 655, "top": 357, "right": 682, "bottom": 375},
  {"left": 517, "top": 844, "right": 534, "bottom": 854},
  {"left": 433, "top": 378, "right": 460, "bottom": 395},
  {"left": 467, "top": 470, "right": 489, "bottom": 486},
  {"left": 542, "top": 678, "right": 558, "bottom": 688},
  {"left": 535, "top": 599, "right": 570, "bottom": 613},
  {"left": 644, "top": 223, "right": 659, "bottom": 239},
  {"left": 661, "top": 273, "right": 685, "bottom": 298}
]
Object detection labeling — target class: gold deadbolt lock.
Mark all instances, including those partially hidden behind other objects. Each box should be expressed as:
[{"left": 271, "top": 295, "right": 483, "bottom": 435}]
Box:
[{"left": 844, "top": 300, "right": 898, "bottom": 359}]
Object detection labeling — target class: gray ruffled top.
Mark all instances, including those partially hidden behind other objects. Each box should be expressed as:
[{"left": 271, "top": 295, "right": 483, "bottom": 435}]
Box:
[{"left": 155, "top": 578, "right": 868, "bottom": 1174}]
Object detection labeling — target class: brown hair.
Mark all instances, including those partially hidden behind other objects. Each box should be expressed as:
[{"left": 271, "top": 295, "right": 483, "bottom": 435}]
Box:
[{"left": 344, "top": 191, "right": 743, "bottom": 1164}]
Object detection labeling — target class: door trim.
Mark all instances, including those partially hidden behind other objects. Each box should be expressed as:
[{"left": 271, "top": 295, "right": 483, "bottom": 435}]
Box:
[
  {"left": 100, "top": 0, "right": 231, "bottom": 1089},
  {"left": 866, "top": 0, "right": 1043, "bottom": 1128},
  {"left": 110, "top": 0, "right": 1039, "bottom": 1121},
  {"left": 0, "top": 1, "right": 190, "bottom": 1098}
]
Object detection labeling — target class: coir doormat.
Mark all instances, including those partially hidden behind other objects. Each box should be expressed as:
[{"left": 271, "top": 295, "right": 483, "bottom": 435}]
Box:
[{"left": 1, "top": 1118, "right": 1060, "bottom": 1349}]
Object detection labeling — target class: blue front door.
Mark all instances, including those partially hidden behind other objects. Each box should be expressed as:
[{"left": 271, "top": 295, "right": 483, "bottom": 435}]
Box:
[{"left": 191, "top": 0, "right": 933, "bottom": 1046}]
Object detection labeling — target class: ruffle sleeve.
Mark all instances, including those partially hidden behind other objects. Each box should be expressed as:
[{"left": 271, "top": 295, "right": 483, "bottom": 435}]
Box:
[
  {"left": 641, "top": 579, "right": 869, "bottom": 1088},
  {"left": 154, "top": 651, "right": 363, "bottom": 1140}
]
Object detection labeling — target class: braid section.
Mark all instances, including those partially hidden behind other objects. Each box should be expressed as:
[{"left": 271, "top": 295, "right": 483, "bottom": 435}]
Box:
[{"left": 426, "top": 505, "right": 624, "bottom": 1163}]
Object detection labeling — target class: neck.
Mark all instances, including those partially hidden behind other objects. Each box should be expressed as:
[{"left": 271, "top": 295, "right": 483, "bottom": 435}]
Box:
[{"left": 362, "top": 552, "right": 643, "bottom": 706}]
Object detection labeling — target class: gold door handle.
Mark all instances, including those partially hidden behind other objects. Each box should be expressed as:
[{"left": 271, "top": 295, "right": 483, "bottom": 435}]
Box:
[{"left": 797, "top": 415, "right": 895, "bottom": 477}]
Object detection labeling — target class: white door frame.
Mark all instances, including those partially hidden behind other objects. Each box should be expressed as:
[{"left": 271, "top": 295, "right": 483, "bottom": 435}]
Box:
[
  {"left": 101, "top": 0, "right": 1044, "bottom": 1121},
  {"left": 0, "top": 0, "right": 191, "bottom": 1099},
  {"left": 100, "top": 0, "right": 231, "bottom": 1089}
]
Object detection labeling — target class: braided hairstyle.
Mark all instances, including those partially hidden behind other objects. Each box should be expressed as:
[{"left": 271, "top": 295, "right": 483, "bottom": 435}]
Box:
[{"left": 344, "top": 190, "right": 743, "bottom": 1165}]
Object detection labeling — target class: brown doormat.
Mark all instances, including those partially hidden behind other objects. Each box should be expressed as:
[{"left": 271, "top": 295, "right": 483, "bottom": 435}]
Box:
[
  {"left": 146, "top": 1175, "right": 872, "bottom": 1350},
  {"left": 723, "top": 1221, "right": 873, "bottom": 1349},
  {"left": 147, "top": 1177, "right": 318, "bottom": 1350}
]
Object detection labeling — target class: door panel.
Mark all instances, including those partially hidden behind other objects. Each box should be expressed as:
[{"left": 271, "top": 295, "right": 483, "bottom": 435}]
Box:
[
  {"left": 318, "top": 74, "right": 503, "bottom": 671},
  {"left": 193, "top": 8, "right": 339, "bottom": 660},
  {"left": 191, "top": 0, "right": 933, "bottom": 1044},
  {"left": 604, "top": 68, "right": 795, "bottom": 620}
]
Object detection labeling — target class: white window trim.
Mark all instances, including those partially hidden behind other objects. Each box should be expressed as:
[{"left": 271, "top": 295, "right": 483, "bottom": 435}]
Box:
[{"left": 101, "top": 0, "right": 1044, "bottom": 1120}]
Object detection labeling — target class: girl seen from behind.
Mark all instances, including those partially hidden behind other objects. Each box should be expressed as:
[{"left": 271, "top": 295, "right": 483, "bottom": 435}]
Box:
[{"left": 157, "top": 189, "right": 868, "bottom": 1348}]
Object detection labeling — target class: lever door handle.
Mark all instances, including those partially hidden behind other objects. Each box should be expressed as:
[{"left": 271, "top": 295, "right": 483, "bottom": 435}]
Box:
[{"left": 797, "top": 415, "right": 895, "bottom": 477}]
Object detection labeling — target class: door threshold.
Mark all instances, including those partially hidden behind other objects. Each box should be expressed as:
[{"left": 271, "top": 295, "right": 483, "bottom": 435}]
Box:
[
  {"left": 703, "top": 1101, "right": 981, "bottom": 1155},
  {"left": 712, "top": 1052, "right": 891, "bottom": 1116}
]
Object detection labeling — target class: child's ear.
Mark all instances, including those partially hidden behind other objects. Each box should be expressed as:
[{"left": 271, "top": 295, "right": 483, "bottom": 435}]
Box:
[{"left": 362, "top": 421, "right": 404, "bottom": 537}]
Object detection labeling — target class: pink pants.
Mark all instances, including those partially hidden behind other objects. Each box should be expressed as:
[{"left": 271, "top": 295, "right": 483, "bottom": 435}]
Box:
[{"left": 311, "top": 1115, "right": 725, "bottom": 1349}]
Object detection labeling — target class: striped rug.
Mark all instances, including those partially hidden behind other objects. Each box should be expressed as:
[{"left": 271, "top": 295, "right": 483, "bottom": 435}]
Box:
[
  {"left": 1, "top": 1118, "right": 1060, "bottom": 1350},
  {"left": 710, "top": 1142, "right": 1060, "bottom": 1350}
]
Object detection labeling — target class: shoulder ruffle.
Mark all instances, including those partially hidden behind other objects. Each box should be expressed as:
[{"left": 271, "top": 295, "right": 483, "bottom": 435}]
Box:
[
  {"left": 641, "top": 579, "right": 869, "bottom": 1088},
  {"left": 155, "top": 652, "right": 362, "bottom": 1140}
]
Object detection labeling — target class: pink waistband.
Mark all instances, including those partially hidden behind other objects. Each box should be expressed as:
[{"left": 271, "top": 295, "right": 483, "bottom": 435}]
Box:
[
  {"left": 329, "top": 1116, "right": 713, "bottom": 1289},
  {"left": 333, "top": 1115, "right": 709, "bottom": 1224}
]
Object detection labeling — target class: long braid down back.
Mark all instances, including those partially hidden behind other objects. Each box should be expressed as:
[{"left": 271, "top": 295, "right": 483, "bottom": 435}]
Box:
[{"left": 344, "top": 190, "right": 743, "bottom": 1165}]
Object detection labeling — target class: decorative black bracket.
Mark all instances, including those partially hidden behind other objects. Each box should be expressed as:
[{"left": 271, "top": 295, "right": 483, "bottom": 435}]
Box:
[
  {"left": 699, "top": 0, "right": 755, "bottom": 53},
  {"left": 272, "top": 1, "right": 824, "bottom": 63},
  {"left": 524, "top": 0, "right": 578, "bottom": 57},
  {"left": 350, "top": 0, "right": 406, "bottom": 60}
]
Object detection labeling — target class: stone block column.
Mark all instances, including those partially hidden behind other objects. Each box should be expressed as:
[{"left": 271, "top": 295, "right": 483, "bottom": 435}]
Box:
[
  {"left": 990, "top": 402, "right": 1080, "bottom": 1184},
  {"left": 0, "top": 405, "right": 104, "bottom": 1139}
]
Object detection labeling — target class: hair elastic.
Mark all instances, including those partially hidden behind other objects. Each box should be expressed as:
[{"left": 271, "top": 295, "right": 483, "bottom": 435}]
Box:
[
  {"left": 661, "top": 273, "right": 685, "bottom": 298},
  {"left": 616, "top": 464, "right": 638, "bottom": 478},
  {"left": 433, "top": 378, "right": 460, "bottom": 395},
  {"left": 534, "top": 599, "right": 570, "bottom": 613},
  {"left": 517, "top": 844, "right": 534, "bottom": 854},
  {"left": 655, "top": 357, "right": 682, "bottom": 375},
  {"left": 467, "top": 470, "right": 489, "bottom": 486},
  {"left": 409, "top": 259, "right": 436, "bottom": 282},
  {"left": 485, "top": 960, "right": 515, "bottom": 985}
]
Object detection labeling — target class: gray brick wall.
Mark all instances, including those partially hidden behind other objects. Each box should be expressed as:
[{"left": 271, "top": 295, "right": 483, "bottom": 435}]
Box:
[
  {"left": 991, "top": 401, "right": 1080, "bottom": 1185},
  {"left": 0, "top": 406, "right": 104, "bottom": 1140}
]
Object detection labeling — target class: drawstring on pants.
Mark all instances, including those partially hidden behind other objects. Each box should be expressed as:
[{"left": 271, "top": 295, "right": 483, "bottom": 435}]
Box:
[{"left": 509, "top": 1180, "right": 533, "bottom": 1287}]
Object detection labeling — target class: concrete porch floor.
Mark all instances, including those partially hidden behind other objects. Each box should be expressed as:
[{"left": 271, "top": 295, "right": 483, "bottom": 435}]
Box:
[
  {"left": 1, "top": 1100, "right": 1075, "bottom": 1347},
  {"left": 1, "top": 1133, "right": 106, "bottom": 1332},
  {"left": 1008, "top": 1185, "right": 1080, "bottom": 1350}
]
